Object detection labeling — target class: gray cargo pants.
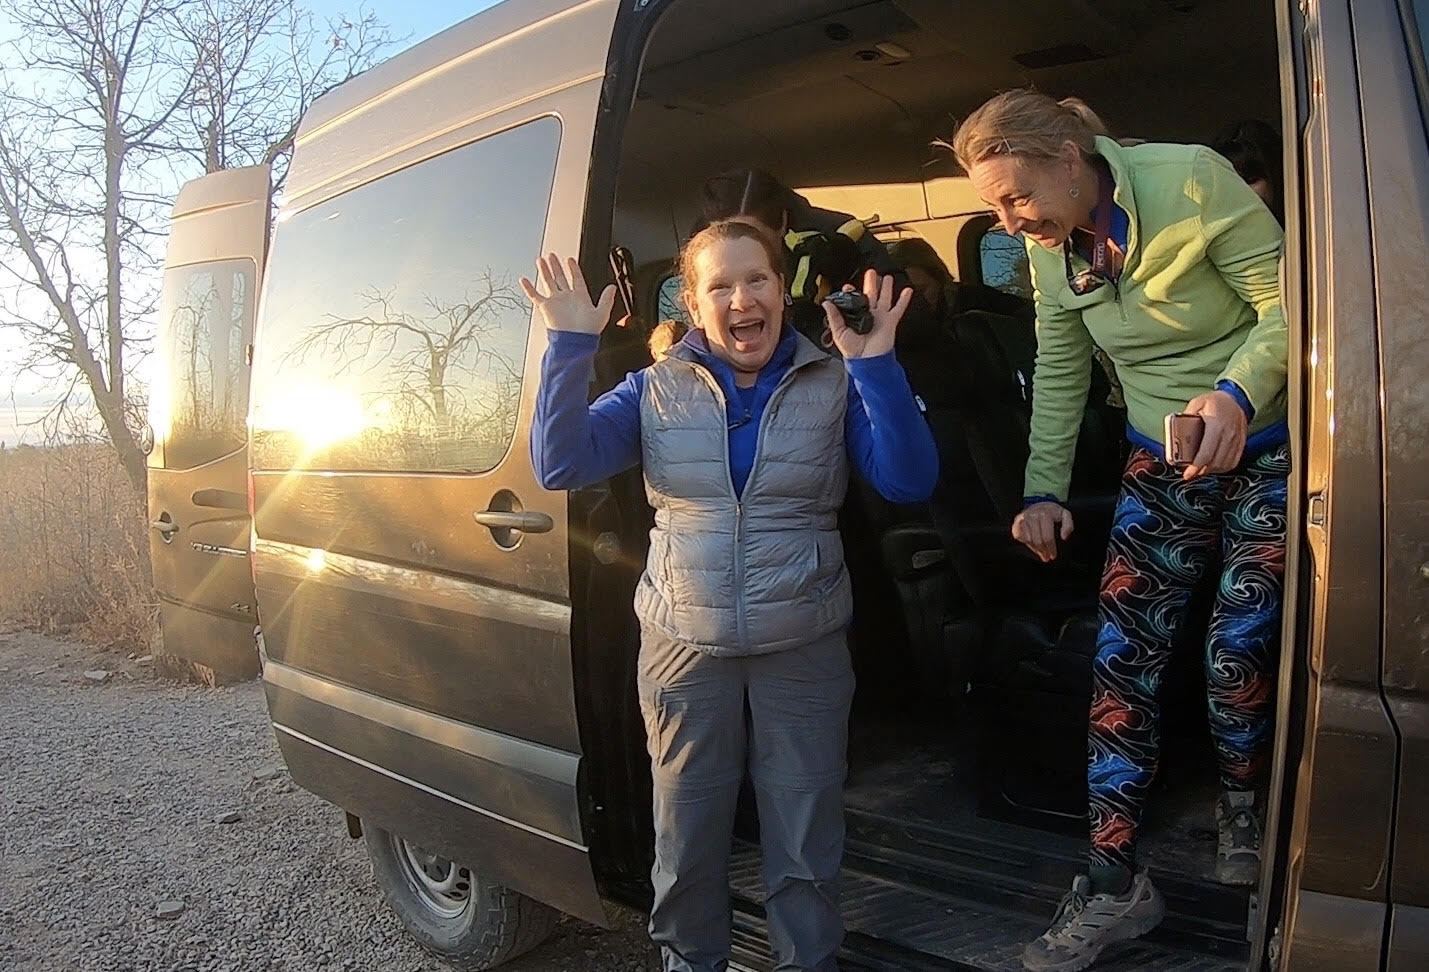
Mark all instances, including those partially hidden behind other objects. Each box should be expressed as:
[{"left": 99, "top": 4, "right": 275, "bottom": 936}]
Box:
[{"left": 638, "top": 627, "right": 855, "bottom": 972}]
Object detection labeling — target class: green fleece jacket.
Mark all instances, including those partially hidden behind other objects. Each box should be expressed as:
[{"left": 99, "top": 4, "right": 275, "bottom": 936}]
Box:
[{"left": 1023, "top": 135, "right": 1287, "bottom": 501}]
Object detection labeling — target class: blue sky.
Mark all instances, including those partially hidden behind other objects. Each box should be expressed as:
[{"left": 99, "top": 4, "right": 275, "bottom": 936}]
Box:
[
  {"left": 311, "top": 0, "right": 505, "bottom": 49},
  {"left": 0, "top": 0, "right": 506, "bottom": 444}
]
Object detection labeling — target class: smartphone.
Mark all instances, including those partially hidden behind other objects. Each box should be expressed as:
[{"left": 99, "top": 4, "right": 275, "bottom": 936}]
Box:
[
  {"left": 609, "top": 245, "right": 638, "bottom": 326},
  {"left": 1163, "top": 412, "right": 1206, "bottom": 466}
]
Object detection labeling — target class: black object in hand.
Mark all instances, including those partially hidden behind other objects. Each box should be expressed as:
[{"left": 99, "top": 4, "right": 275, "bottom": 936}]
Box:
[{"left": 827, "top": 290, "right": 874, "bottom": 335}]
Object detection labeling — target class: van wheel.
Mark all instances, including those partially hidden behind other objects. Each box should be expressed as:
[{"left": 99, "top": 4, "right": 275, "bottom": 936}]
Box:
[{"left": 365, "top": 826, "right": 558, "bottom": 969}]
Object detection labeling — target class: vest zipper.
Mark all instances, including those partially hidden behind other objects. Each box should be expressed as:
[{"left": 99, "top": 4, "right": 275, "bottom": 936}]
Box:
[
  {"left": 734, "top": 497, "right": 745, "bottom": 648},
  {"left": 735, "top": 365, "right": 806, "bottom": 651},
  {"left": 690, "top": 357, "right": 811, "bottom": 653}
]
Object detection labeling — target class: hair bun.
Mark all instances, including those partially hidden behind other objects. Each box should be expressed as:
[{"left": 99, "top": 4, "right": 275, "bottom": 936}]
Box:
[{"left": 1057, "top": 97, "right": 1110, "bottom": 138}]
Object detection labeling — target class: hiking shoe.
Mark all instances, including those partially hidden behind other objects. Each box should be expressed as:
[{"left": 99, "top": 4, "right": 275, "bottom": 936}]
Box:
[
  {"left": 1216, "top": 790, "right": 1262, "bottom": 886},
  {"left": 1022, "top": 872, "right": 1165, "bottom": 972}
]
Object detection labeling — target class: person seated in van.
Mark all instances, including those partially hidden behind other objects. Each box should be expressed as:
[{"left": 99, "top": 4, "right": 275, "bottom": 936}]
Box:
[
  {"left": 521, "top": 221, "right": 938, "bottom": 972},
  {"left": 694, "top": 168, "right": 916, "bottom": 346},
  {"left": 888, "top": 236, "right": 1031, "bottom": 322},
  {"left": 1211, "top": 119, "right": 1284, "bottom": 225},
  {"left": 888, "top": 237, "right": 958, "bottom": 318},
  {"left": 889, "top": 236, "right": 1125, "bottom": 409},
  {"left": 951, "top": 89, "right": 1289, "bottom": 971}
]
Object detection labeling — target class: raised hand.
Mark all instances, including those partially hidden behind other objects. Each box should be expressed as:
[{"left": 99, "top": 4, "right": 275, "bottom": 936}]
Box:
[
  {"left": 823, "top": 268, "right": 913, "bottom": 359},
  {"left": 519, "top": 254, "right": 617, "bottom": 335}
]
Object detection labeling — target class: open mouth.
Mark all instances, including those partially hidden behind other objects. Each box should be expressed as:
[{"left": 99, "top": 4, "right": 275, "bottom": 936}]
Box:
[{"left": 728, "top": 318, "right": 765, "bottom": 348}]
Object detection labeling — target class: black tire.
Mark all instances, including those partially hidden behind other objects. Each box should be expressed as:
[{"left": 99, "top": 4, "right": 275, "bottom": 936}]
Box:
[{"left": 364, "top": 826, "right": 558, "bottom": 970}]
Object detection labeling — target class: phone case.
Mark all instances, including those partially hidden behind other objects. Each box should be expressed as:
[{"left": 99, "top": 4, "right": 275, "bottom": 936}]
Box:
[{"left": 1163, "top": 413, "right": 1205, "bottom": 465}]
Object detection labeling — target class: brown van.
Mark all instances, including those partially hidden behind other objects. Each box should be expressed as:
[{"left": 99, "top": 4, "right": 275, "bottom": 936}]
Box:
[{"left": 146, "top": 0, "right": 1429, "bottom": 968}]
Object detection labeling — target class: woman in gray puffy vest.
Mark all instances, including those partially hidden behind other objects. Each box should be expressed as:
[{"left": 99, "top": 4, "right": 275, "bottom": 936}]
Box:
[{"left": 522, "top": 219, "right": 938, "bottom": 972}]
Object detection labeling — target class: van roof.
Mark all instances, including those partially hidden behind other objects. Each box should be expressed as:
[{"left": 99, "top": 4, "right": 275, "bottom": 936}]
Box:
[{"left": 284, "top": 0, "right": 609, "bottom": 208}]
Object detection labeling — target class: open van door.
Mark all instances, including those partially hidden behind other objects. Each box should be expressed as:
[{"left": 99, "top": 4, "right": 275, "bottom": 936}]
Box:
[{"left": 147, "top": 165, "right": 270, "bottom": 682}]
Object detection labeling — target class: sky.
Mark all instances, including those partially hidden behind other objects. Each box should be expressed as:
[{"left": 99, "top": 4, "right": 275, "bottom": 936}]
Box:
[
  {"left": 0, "top": 0, "right": 506, "bottom": 445},
  {"left": 309, "top": 0, "right": 504, "bottom": 51}
]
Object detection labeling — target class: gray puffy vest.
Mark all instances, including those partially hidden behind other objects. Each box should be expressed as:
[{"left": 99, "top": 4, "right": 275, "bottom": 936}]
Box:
[{"left": 633, "top": 332, "right": 853, "bottom": 656}]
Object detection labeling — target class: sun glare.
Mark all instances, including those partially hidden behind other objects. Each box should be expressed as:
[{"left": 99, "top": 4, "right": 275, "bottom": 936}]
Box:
[
  {"left": 147, "top": 362, "right": 172, "bottom": 447},
  {"left": 253, "top": 383, "right": 368, "bottom": 452}
]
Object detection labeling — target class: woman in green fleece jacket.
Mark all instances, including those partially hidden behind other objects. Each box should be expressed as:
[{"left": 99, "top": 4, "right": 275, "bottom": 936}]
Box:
[{"left": 953, "top": 89, "right": 1289, "bottom": 972}]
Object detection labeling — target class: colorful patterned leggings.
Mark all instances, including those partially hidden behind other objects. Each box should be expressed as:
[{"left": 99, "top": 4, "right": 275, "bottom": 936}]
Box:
[{"left": 1088, "top": 445, "right": 1289, "bottom": 872}]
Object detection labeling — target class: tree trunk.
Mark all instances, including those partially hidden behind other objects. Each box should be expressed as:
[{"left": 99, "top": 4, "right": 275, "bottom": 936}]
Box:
[{"left": 95, "top": 388, "right": 148, "bottom": 497}]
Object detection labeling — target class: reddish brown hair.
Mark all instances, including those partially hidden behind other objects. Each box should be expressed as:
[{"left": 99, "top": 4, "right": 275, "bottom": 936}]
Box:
[{"left": 676, "top": 219, "right": 785, "bottom": 309}]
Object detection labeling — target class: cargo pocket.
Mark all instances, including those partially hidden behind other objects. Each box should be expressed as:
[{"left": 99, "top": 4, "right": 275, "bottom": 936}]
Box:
[{"left": 637, "top": 636, "right": 744, "bottom": 785}]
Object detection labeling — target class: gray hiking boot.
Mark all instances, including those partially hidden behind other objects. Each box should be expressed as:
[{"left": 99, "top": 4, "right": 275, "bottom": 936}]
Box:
[
  {"left": 1216, "top": 790, "right": 1262, "bottom": 886},
  {"left": 1022, "top": 872, "right": 1166, "bottom": 972}
]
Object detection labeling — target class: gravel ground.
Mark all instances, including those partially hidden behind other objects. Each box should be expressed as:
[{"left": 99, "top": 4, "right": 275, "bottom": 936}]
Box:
[{"left": 0, "top": 628, "right": 653, "bottom": 972}]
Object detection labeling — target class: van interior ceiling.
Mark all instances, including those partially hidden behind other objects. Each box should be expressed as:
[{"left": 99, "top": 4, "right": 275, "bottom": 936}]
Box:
[
  {"left": 587, "top": 0, "right": 1285, "bottom": 968},
  {"left": 612, "top": 0, "right": 1280, "bottom": 254}
]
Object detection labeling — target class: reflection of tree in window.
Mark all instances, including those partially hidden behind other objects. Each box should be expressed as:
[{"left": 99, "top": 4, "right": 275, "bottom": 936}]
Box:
[
  {"left": 247, "top": 116, "right": 561, "bottom": 474},
  {"left": 279, "top": 271, "right": 526, "bottom": 468},
  {"left": 979, "top": 229, "right": 1033, "bottom": 300},
  {"left": 164, "top": 264, "right": 251, "bottom": 468}
]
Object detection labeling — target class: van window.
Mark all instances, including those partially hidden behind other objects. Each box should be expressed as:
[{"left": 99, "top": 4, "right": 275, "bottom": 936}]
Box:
[
  {"left": 155, "top": 259, "right": 254, "bottom": 469},
  {"left": 249, "top": 117, "right": 561, "bottom": 472},
  {"left": 978, "top": 227, "right": 1033, "bottom": 300},
  {"left": 657, "top": 274, "right": 690, "bottom": 324}
]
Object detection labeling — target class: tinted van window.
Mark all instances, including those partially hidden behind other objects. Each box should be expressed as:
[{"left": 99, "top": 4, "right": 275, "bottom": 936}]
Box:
[
  {"left": 657, "top": 274, "right": 690, "bottom": 324},
  {"left": 154, "top": 259, "right": 254, "bottom": 469},
  {"left": 249, "top": 117, "right": 561, "bottom": 472},
  {"left": 978, "top": 227, "right": 1033, "bottom": 300}
]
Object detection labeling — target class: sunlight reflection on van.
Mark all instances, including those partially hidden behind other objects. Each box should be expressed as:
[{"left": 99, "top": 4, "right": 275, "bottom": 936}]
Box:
[
  {"left": 147, "top": 363, "right": 172, "bottom": 448},
  {"left": 255, "top": 384, "right": 368, "bottom": 452}
]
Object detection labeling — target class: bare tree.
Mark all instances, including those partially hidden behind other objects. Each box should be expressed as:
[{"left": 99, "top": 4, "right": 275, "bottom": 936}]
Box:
[
  {"left": 170, "top": 0, "right": 393, "bottom": 184},
  {"left": 0, "top": 0, "right": 191, "bottom": 494},
  {"left": 0, "top": 0, "right": 391, "bottom": 495},
  {"left": 285, "top": 272, "right": 526, "bottom": 430}
]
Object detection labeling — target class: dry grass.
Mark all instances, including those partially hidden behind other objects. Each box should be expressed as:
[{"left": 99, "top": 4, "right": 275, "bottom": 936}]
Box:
[{"left": 0, "top": 442, "right": 159, "bottom": 655}]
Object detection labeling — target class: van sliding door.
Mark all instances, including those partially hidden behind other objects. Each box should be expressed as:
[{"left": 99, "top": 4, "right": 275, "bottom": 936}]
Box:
[{"left": 248, "top": 0, "right": 621, "bottom": 926}]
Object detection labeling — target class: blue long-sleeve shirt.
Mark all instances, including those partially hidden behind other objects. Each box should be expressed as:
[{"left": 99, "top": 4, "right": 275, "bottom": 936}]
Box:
[{"left": 532, "top": 325, "right": 938, "bottom": 504}]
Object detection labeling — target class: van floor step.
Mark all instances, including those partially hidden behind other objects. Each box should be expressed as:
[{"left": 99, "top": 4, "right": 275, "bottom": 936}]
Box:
[
  {"left": 841, "top": 808, "right": 1251, "bottom": 955},
  {"left": 729, "top": 843, "right": 1244, "bottom": 972}
]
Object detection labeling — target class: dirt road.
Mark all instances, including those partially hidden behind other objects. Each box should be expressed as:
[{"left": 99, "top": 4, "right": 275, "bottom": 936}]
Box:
[{"left": 0, "top": 629, "right": 652, "bottom": 971}]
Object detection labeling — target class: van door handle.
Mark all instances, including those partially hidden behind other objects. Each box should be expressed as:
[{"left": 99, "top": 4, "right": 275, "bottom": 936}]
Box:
[
  {"left": 151, "top": 520, "right": 180, "bottom": 536},
  {"left": 471, "top": 510, "right": 554, "bottom": 534}
]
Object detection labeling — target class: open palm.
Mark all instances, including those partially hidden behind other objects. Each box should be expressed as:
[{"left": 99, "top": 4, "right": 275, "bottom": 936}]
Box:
[
  {"left": 519, "top": 253, "right": 616, "bottom": 335},
  {"left": 823, "top": 269, "right": 913, "bottom": 359}
]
